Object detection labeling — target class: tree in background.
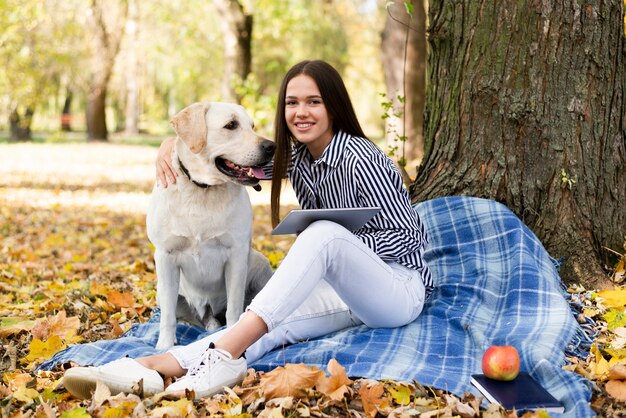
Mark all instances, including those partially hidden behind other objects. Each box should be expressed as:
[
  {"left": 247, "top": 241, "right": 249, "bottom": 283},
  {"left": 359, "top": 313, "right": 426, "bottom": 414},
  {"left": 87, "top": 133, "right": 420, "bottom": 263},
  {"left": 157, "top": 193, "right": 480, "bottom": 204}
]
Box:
[
  {"left": 411, "top": 0, "right": 625, "bottom": 289},
  {"left": 85, "top": 0, "right": 128, "bottom": 141},
  {"left": 123, "top": 0, "right": 140, "bottom": 135},
  {"left": 380, "top": 0, "right": 427, "bottom": 183},
  {"left": 0, "top": 1, "right": 80, "bottom": 140},
  {"left": 213, "top": 0, "right": 253, "bottom": 103}
]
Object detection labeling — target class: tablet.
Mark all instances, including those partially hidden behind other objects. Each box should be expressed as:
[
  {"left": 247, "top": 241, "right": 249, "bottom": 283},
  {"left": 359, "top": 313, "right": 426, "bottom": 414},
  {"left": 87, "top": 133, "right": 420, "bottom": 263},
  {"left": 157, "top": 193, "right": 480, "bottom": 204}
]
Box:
[{"left": 271, "top": 207, "right": 381, "bottom": 235}]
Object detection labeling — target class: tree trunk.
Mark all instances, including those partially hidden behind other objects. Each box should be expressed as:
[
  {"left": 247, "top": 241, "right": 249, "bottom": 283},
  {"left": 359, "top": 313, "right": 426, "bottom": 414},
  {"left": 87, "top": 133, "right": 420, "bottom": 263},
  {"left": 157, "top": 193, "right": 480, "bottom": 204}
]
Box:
[
  {"left": 381, "top": 0, "right": 427, "bottom": 180},
  {"left": 411, "top": 0, "right": 625, "bottom": 289},
  {"left": 212, "top": 0, "right": 253, "bottom": 102},
  {"left": 86, "top": 0, "right": 128, "bottom": 141},
  {"left": 9, "top": 107, "right": 34, "bottom": 141},
  {"left": 87, "top": 87, "right": 108, "bottom": 141},
  {"left": 124, "top": 0, "right": 140, "bottom": 135},
  {"left": 61, "top": 90, "right": 72, "bottom": 132}
]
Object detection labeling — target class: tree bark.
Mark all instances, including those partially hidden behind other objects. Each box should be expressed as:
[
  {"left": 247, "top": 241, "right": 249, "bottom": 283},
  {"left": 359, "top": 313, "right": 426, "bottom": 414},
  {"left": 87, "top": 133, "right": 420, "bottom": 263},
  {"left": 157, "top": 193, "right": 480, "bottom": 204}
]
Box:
[
  {"left": 411, "top": 0, "right": 625, "bottom": 289},
  {"left": 124, "top": 0, "right": 140, "bottom": 135},
  {"left": 86, "top": 0, "right": 128, "bottom": 141},
  {"left": 381, "top": 0, "right": 427, "bottom": 179},
  {"left": 61, "top": 89, "right": 72, "bottom": 132},
  {"left": 9, "top": 107, "right": 34, "bottom": 141},
  {"left": 212, "top": 0, "right": 253, "bottom": 103}
]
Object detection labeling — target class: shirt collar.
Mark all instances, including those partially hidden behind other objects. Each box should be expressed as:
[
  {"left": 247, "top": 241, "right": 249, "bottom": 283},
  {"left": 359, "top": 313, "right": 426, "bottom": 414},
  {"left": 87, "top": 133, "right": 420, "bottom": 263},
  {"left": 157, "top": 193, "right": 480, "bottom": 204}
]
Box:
[{"left": 292, "top": 130, "right": 349, "bottom": 169}]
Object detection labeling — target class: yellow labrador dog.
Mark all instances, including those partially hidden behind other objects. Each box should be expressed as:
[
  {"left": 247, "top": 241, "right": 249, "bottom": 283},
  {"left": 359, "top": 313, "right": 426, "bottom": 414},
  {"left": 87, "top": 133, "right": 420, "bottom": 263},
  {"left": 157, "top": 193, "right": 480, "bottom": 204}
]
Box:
[{"left": 147, "top": 102, "right": 274, "bottom": 349}]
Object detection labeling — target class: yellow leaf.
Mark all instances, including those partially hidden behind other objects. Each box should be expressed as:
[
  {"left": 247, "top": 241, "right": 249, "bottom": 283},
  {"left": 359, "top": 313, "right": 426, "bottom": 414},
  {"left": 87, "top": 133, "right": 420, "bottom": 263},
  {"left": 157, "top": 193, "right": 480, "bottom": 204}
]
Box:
[
  {"left": 603, "top": 309, "right": 626, "bottom": 331},
  {"left": 60, "top": 407, "right": 91, "bottom": 418},
  {"left": 158, "top": 398, "right": 194, "bottom": 416},
  {"left": 583, "top": 308, "right": 599, "bottom": 318},
  {"left": 591, "top": 344, "right": 611, "bottom": 379},
  {"left": 12, "top": 384, "right": 39, "bottom": 403},
  {"left": 388, "top": 383, "right": 412, "bottom": 406},
  {"left": 603, "top": 346, "right": 626, "bottom": 360},
  {"left": 101, "top": 401, "right": 137, "bottom": 418},
  {"left": 596, "top": 289, "right": 626, "bottom": 309},
  {"left": 3, "top": 372, "right": 33, "bottom": 391},
  {"left": 95, "top": 297, "right": 115, "bottom": 313},
  {"left": 90, "top": 282, "right": 110, "bottom": 297},
  {"left": 24, "top": 335, "right": 66, "bottom": 364},
  {"left": 44, "top": 234, "right": 65, "bottom": 247},
  {"left": 260, "top": 363, "right": 323, "bottom": 399},
  {"left": 219, "top": 387, "right": 244, "bottom": 416}
]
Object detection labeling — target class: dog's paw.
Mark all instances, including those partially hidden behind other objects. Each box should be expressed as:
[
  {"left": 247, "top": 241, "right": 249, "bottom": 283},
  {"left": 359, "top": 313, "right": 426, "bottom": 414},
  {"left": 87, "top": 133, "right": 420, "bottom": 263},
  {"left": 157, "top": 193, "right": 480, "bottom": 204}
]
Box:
[
  {"left": 205, "top": 316, "right": 221, "bottom": 331},
  {"left": 156, "top": 336, "right": 176, "bottom": 350}
]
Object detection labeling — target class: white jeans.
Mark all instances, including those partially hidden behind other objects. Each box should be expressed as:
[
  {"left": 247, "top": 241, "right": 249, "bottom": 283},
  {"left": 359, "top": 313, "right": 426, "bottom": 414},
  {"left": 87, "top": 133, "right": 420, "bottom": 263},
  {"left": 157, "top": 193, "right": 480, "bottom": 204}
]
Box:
[{"left": 169, "top": 220, "right": 426, "bottom": 368}]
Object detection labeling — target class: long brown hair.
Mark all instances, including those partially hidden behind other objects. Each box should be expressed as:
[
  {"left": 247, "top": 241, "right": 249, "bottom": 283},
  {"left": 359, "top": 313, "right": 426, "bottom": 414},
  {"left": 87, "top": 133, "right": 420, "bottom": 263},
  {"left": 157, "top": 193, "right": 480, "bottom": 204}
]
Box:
[{"left": 270, "top": 60, "right": 366, "bottom": 227}]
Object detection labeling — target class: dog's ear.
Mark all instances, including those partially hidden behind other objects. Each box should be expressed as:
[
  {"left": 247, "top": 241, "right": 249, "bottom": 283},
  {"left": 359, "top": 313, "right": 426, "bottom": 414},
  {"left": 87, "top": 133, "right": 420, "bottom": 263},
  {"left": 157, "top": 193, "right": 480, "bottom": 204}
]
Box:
[{"left": 171, "top": 102, "right": 210, "bottom": 153}]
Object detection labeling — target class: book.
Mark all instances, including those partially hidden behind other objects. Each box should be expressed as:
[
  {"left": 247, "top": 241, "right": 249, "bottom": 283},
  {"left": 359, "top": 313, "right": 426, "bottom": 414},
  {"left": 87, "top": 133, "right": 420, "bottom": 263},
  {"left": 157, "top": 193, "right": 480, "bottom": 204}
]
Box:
[
  {"left": 271, "top": 207, "right": 381, "bottom": 235},
  {"left": 470, "top": 373, "right": 564, "bottom": 413}
]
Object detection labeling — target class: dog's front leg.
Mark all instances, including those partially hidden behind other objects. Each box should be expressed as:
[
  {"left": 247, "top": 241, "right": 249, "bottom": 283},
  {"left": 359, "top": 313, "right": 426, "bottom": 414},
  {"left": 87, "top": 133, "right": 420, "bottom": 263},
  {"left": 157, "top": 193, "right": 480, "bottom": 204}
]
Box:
[
  {"left": 155, "top": 250, "right": 181, "bottom": 349},
  {"left": 224, "top": 249, "right": 250, "bottom": 326}
]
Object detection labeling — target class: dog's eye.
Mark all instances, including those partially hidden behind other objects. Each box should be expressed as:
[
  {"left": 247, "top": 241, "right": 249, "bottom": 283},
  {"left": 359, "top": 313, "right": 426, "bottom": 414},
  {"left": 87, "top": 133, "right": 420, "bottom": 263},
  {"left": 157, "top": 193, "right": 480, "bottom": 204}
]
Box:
[{"left": 224, "top": 120, "right": 239, "bottom": 130}]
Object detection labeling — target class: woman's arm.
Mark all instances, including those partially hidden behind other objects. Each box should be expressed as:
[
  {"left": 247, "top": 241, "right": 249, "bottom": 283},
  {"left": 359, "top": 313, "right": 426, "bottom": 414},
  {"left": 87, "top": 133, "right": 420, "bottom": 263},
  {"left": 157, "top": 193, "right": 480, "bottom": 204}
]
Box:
[{"left": 156, "top": 136, "right": 177, "bottom": 187}]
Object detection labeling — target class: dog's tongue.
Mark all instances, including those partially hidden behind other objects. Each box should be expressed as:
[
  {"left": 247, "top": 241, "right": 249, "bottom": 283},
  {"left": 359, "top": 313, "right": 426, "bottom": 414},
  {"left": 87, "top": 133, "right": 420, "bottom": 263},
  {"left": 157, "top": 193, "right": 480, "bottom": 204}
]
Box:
[{"left": 251, "top": 166, "right": 268, "bottom": 179}]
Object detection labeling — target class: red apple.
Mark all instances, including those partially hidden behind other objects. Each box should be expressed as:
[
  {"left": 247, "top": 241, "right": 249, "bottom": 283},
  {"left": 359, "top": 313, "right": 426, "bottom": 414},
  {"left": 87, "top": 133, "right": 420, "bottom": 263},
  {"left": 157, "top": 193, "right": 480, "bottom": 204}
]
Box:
[{"left": 481, "top": 345, "right": 520, "bottom": 381}]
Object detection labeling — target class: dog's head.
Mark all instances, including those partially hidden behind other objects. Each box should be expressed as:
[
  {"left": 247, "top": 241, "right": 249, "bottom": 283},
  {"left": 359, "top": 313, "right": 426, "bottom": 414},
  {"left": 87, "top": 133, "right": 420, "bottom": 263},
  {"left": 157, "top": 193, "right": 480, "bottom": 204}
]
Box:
[{"left": 171, "top": 102, "right": 275, "bottom": 187}]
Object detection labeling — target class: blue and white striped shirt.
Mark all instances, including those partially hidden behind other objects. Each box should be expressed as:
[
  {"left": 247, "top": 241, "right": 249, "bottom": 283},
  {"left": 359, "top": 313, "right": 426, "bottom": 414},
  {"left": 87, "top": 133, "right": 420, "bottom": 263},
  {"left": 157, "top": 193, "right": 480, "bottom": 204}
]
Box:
[{"left": 271, "top": 131, "right": 432, "bottom": 298}]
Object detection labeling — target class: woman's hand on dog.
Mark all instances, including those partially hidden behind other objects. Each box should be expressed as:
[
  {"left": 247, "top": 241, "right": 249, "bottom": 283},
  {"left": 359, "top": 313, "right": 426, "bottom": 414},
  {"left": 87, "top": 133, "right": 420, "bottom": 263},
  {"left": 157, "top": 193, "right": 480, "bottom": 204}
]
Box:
[{"left": 156, "top": 136, "right": 177, "bottom": 187}]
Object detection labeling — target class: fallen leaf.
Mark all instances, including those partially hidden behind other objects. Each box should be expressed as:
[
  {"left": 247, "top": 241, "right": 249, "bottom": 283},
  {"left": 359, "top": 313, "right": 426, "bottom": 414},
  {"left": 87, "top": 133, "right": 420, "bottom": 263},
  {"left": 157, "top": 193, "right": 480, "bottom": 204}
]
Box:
[
  {"left": 60, "top": 407, "right": 91, "bottom": 418},
  {"left": 23, "top": 335, "right": 66, "bottom": 365},
  {"left": 591, "top": 344, "right": 611, "bottom": 379},
  {"left": 0, "top": 317, "right": 35, "bottom": 337},
  {"left": 388, "top": 383, "right": 412, "bottom": 406},
  {"left": 597, "top": 289, "right": 626, "bottom": 309},
  {"left": 607, "top": 364, "right": 626, "bottom": 381},
  {"left": 315, "top": 358, "right": 353, "bottom": 400},
  {"left": 107, "top": 290, "right": 134, "bottom": 309},
  {"left": 605, "top": 379, "right": 626, "bottom": 402},
  {"left": 609, "top": 327, "right": 626, "bottom": 351},
  {"left": 260, "top": 363, "right": 323, "bottom": 399},
  {"left": 444, "top": 393, "right": 477, "bottom": 416},
  {"left": 31, "top": 318, "right": 51, "bottom": 341},
  {"left": 12, "top": 384, "right": 40, "bottom": 403},
  {"left": 48, "top": 310, "right": 81, "bottom": 343},
  {"left": 359, "top": 381, "right": 385, "bottom": 418},
  {"left": 101, "top": 401, "right": 137, "bottom": 418},
  {"left": 151, "top": 398, "right": 194, "bottom": 417},
  {"left": 603, "top": 308, "right": 626, "bottom": 331}
]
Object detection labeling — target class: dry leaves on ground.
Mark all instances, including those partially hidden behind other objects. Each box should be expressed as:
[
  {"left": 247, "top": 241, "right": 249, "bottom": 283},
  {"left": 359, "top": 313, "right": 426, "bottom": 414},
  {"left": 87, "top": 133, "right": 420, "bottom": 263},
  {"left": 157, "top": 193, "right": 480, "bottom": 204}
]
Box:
[{"left": 1, "top": 143, "right": 625, "bottom": 417}]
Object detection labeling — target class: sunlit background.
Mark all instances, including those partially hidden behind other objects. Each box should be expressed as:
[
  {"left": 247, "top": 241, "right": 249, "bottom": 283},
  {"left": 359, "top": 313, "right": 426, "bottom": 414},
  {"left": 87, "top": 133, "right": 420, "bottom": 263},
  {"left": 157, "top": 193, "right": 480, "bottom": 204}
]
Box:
[{"left": 0, "top": 0, "right": 393, "bottom": 142}]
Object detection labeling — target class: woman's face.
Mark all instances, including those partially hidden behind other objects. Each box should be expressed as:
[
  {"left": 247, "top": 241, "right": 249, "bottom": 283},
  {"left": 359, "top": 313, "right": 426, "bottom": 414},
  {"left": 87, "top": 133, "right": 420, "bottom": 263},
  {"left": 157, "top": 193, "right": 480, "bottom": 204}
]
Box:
[{"left": 284, "top": 74, "right": 334, "bottom": 159}]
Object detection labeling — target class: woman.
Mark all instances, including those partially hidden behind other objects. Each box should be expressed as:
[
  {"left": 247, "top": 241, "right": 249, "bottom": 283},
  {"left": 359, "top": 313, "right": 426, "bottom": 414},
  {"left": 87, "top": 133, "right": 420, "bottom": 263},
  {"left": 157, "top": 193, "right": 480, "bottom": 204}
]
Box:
[{"left": 63, "top": 60, "right": 433, "bottom": 400}]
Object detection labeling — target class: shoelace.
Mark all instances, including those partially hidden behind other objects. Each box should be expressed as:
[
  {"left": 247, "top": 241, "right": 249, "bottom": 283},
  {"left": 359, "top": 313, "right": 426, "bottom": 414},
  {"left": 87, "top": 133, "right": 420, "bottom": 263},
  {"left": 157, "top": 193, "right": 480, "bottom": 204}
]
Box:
[{"left": 183, "top": 348, "right": 230, "bottom": 383}]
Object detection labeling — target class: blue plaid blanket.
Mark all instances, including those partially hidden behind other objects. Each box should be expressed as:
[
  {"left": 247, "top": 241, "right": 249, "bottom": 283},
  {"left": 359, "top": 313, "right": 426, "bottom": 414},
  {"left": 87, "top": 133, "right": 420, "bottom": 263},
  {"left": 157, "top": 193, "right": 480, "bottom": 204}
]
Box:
[{"left": 41, "top": 196, "right": 593, "bottom": 417}]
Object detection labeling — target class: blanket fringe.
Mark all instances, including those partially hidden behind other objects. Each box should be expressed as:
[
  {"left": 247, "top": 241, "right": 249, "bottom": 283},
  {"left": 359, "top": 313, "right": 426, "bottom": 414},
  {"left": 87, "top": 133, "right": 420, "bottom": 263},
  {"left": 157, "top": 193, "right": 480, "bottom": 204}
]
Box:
[{"left": 565, "top": 292, "right": 598, "bottom": 359}]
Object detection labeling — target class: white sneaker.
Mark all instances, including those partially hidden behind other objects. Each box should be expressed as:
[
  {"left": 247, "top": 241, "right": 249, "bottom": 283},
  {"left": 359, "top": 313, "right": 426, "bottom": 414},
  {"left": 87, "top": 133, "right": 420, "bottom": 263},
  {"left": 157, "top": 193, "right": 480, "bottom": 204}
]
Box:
[
  {"left": 165, "top": 347, "right": 247, "bottom": 398},
  {"left": 62, "top": 357, "right": 164, "bottom": 399}
]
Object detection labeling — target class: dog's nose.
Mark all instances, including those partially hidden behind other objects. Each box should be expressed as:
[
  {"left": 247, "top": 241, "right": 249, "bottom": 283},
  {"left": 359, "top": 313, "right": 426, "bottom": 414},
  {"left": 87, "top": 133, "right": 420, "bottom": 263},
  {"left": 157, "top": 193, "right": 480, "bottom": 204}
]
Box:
[{"left": 261, "top": 140, "right": 276, "bottom": 158}]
